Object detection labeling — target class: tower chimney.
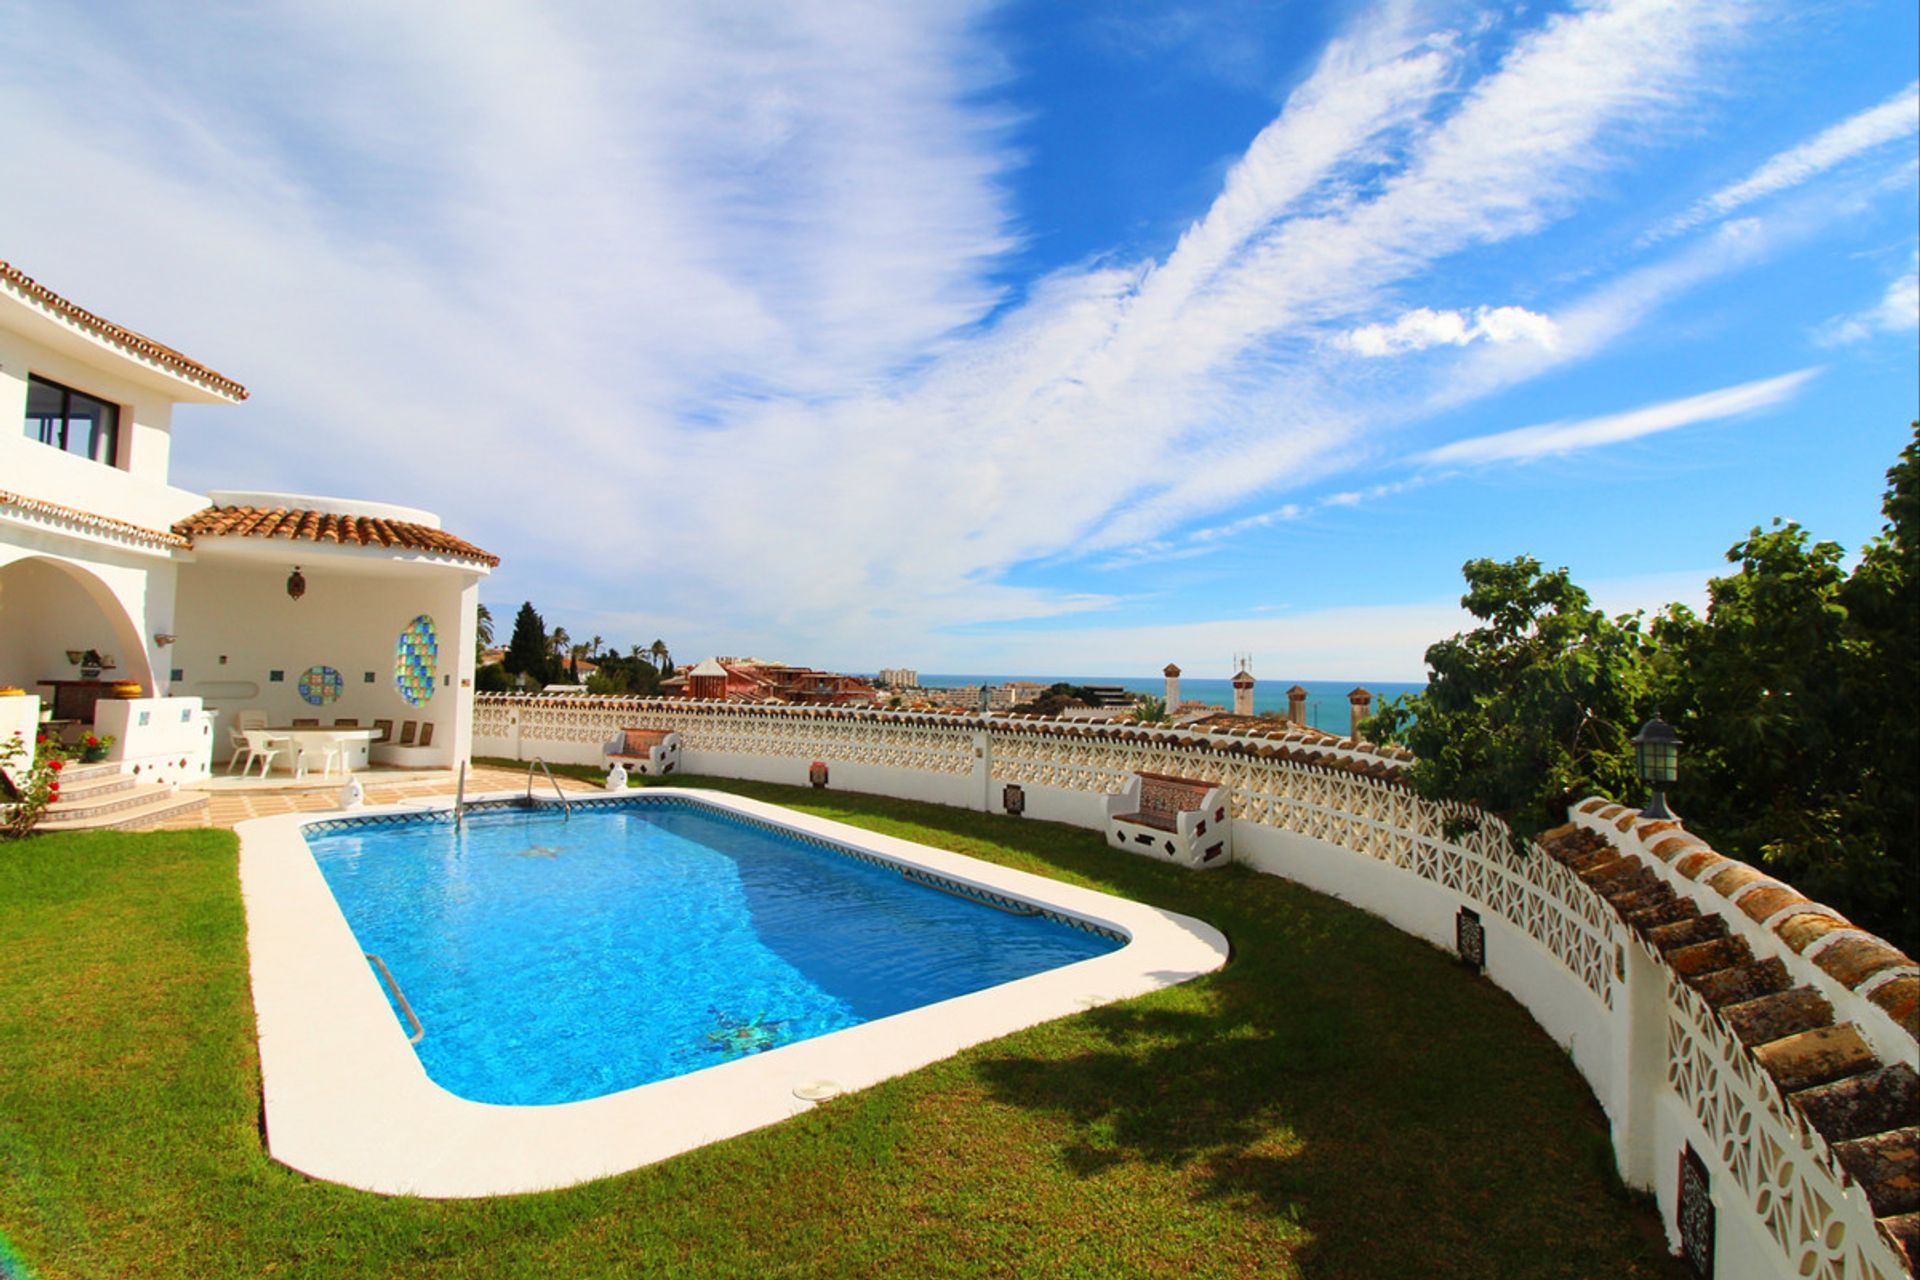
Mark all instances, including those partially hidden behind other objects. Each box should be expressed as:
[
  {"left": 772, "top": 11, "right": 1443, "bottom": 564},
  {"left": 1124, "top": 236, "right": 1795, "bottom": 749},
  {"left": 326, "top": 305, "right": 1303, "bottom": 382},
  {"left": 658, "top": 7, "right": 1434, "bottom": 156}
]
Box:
[
  {"left": 1163, "top": 662, "right": 1182, "bottom": 710},
  {"left": 1348, "top": 687, "right": 1372, "bottom": 740},
  {"left": 1231, "top": 655, "right": 1255, "bottom": 717},
  {"left": 1287, "top": 684, "right": 1309, "bottom": 727}
]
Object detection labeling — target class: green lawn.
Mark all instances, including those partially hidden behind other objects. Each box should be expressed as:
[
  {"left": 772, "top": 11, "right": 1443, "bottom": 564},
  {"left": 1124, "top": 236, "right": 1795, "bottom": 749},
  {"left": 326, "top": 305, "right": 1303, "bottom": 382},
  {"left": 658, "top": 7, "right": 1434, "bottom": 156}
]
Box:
[{"left": 0, "top": 775, "right": 1685, "bottom": 1279}]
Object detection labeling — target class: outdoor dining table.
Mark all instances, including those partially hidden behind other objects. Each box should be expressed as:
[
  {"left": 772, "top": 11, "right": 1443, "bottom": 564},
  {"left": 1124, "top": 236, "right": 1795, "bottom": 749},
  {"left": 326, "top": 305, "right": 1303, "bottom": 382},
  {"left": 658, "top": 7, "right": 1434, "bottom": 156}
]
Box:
[{"left": 262, "top": 726, "right": 378, "bottom": 775}]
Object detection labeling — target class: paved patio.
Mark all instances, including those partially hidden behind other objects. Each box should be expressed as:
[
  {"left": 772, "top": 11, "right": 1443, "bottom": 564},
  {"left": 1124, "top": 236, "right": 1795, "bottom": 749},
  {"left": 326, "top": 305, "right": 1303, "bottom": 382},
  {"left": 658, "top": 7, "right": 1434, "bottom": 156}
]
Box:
[{"left": 157, "top": 763, "right": 600, "bottom": 830}]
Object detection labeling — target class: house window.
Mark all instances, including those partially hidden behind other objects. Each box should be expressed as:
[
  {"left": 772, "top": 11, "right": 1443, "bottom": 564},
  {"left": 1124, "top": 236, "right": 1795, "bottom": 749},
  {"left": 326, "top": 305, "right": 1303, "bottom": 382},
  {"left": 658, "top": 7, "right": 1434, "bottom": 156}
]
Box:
[{"left": 24, "top": 374, "right": 121, "bottom": 467}]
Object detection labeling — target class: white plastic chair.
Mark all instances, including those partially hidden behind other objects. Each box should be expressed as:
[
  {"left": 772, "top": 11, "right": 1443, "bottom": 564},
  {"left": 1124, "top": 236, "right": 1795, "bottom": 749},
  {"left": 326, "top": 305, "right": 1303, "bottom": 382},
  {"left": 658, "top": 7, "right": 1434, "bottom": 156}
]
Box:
[
  {"left": 227, "top": 710, "right": 270, "bottom": 772},
  {"left": 235, "top": 729, "right": 289, "bottom": 778},
  {"left": 301, "top": 732, "right": 351, "bottom": 780}
]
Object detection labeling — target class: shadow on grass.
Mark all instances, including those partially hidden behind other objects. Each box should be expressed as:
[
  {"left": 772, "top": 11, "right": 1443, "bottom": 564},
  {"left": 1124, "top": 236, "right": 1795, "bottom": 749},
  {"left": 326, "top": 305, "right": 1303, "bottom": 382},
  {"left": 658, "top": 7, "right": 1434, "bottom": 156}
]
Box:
[{"left": 617, "top": 771, "right": 1687, "bottom": 1280}]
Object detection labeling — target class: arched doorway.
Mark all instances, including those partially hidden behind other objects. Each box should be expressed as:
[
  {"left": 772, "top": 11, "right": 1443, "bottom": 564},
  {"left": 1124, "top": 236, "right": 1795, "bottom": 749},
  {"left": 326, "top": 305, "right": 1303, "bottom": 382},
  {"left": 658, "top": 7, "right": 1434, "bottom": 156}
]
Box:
[{"left": 0, "top": 555, "right": 155, "bottom": 713}]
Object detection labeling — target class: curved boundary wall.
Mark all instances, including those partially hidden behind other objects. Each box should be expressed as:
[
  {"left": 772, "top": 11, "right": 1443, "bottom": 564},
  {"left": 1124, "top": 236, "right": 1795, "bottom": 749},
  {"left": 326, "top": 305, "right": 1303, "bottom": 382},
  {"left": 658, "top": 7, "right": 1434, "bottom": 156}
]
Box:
[{"left": 474, "top": 694, "right": 1917, "bottom": 1279}]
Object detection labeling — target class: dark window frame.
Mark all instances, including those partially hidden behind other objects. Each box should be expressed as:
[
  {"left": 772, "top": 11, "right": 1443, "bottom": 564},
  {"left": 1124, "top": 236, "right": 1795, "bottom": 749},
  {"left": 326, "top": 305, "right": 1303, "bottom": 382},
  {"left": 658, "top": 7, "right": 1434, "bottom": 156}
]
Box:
[{"left": 23, "top": 373, "right": 123, "bottom": 468}]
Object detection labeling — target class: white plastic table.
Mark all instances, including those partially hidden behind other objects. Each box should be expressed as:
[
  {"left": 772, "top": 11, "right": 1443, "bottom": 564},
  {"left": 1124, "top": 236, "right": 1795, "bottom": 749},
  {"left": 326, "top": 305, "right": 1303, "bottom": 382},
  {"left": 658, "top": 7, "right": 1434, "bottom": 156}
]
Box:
[{"left": 266, "top": 727, "right": 377, "bottom": 775}]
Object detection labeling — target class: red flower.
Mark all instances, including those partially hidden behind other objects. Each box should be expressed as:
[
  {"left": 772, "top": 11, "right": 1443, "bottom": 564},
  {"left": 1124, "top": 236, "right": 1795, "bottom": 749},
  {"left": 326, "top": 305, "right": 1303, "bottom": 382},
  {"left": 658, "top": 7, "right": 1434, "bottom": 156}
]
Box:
[
  {"left": 48, "top": 759, "right": 64, "bottom": 772},
  {"left": 85, "top": 735, "right": 100, "bottom": 747}
]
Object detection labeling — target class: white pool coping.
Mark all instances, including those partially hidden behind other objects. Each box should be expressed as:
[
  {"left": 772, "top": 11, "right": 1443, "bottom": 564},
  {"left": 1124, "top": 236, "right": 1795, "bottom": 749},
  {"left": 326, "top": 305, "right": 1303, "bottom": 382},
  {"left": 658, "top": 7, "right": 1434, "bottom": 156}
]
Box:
[{"left": 237, "top": 787, "right": 1230, "bottom": 1197}]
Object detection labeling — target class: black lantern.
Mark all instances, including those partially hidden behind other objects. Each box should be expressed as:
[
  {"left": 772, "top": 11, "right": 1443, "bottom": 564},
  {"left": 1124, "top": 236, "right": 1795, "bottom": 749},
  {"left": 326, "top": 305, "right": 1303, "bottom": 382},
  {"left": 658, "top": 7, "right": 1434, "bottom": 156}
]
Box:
[
  {"left": 286, "top": 565, "right": 307, "bottom": 601},
  {"left": 1632, "top": 710, "right": 1681, "bottom": 820}
]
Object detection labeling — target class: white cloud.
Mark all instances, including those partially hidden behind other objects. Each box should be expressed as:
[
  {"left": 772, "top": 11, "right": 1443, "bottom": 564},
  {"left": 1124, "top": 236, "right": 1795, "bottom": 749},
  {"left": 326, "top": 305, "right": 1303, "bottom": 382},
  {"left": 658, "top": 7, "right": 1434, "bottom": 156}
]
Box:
[
  {"left": 1337, "top": 304, "right": 1559, "bottom": 356},
  {"left": 1658, "top": 78, "right": 1912, "bottom": 238},
  {"left": 1815, "top": 256, "right": 1920, "bottom": 345},
  {"left": 1651, "top": 80, "right": 1918, "bottom": 240},
  {"left": 902, "top": 568, "right": 1716, "bottom": 680},
  {"left": 1419, "top": 368, "right": 1818, "bottom": 467},
  {"left": 0, "top": 0, "right": 1782, "bottom": 665}
]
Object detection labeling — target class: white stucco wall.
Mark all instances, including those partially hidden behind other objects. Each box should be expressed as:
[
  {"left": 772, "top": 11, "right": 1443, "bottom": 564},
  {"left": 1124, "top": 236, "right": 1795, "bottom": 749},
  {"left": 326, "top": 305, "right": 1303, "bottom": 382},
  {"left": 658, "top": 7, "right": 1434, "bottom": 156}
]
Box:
[
  {"left": 0, "top": 546, "right": 166, "bottom": 694},
  {"left": 173, "top": 555, "right": 478, "bottom": 766},
  {"left": 0, "top": 321, "right": 212, "bottom": 530}
]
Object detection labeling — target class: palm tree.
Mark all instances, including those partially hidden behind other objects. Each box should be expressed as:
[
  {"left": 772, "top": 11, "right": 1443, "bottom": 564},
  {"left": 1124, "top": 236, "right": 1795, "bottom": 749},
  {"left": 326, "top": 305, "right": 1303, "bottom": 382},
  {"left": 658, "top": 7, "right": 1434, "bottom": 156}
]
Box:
[
  {"left": 588, "top": 634, "right": 604, "bottom": 661},
  {"left": 475, "top": 603, "right": 495, "bottom": 661},
  {"left": 649, "top": 639, "right": 671, "bottom": 673}
]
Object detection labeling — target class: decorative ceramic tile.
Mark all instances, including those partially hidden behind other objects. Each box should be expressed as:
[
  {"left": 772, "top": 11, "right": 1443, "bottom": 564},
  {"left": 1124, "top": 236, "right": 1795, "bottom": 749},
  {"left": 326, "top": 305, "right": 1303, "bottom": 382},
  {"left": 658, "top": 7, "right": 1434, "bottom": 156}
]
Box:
[
  {"left": 298, "top": 665, "right": 344, "bottom": 706},
  {"left": 395, "top": 615, "right": 438, "bottom": 706}
]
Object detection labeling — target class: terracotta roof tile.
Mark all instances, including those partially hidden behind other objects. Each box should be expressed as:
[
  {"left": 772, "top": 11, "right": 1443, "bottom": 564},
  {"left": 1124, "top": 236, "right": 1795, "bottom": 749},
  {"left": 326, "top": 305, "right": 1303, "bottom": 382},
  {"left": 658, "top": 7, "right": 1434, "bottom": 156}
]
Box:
[
  {"left": 0, "top": 489, "right": 190, "bottom": 550},
  {"left": 1, "top": 260, "right": 247, "bottom": 400},
  {"left": 173, "top": 505, "right": 499, "bottom": 567}
]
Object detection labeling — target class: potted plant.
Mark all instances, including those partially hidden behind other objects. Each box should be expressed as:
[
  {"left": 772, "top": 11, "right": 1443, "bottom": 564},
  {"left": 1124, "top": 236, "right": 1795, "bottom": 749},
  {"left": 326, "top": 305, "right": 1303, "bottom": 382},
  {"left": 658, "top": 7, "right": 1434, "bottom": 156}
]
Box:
[{"left": 79, "top": 733, "right": 114, "bottom": 763}]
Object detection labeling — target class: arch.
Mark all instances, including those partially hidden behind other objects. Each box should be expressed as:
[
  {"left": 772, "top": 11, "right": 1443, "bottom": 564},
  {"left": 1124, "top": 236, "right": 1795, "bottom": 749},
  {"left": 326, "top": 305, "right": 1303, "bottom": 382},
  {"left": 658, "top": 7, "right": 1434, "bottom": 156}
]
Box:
[{"left": 0, "top": 554, "right": 155, "bottom": 696}]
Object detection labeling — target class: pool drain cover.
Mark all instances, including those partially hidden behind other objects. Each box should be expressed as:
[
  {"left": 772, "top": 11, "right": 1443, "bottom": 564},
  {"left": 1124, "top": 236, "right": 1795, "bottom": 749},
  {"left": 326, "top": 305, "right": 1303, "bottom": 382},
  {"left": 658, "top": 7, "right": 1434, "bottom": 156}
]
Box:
[{"left": 793, "top": 1080, "right": 843, "bottom": 1101}]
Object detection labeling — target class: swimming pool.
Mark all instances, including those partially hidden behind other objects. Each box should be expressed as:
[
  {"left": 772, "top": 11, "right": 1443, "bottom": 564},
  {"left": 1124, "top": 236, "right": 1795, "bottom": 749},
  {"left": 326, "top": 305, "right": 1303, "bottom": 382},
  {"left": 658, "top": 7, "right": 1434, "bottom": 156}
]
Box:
[
  {"left": 305, "top": 800, "right": 1121, "bottom": 1105},
  {"left": 240, "top": 788, "right": 1229, "bottom": 1196}
]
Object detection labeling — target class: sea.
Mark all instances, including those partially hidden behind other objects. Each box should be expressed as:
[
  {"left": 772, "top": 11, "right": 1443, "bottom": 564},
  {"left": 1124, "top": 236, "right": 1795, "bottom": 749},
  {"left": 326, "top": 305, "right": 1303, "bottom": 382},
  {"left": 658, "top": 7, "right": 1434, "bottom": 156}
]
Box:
[{"left": 913, "top": 675, "right": 1425, "bottom": 738}]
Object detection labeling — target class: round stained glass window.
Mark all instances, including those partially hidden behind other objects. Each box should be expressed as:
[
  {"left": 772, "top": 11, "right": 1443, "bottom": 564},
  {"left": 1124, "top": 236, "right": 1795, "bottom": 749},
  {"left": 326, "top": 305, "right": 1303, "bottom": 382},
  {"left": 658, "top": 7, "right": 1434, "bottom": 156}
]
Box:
[
  {"left": 395, "top": 615, "right": 439, "bottom": 706},
  {"left": 298, "top": 665, "right": 344, "bottom": 706}
]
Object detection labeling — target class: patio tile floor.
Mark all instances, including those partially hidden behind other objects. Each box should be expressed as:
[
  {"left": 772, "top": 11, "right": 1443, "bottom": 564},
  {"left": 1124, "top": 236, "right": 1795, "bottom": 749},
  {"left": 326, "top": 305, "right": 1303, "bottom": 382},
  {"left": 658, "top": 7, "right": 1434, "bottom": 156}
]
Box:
[{"left": 155, "top": 764, "right": 599, "bottom": 830}]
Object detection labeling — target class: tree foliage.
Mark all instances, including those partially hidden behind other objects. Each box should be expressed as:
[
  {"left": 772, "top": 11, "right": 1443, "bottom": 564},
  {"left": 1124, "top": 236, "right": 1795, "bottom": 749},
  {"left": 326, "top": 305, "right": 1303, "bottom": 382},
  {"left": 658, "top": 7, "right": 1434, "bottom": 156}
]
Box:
[
  {"left": 1366, "top": 424, "right": 1918, "bottom": 953},
  {"left": 1364, "top": 558, "right": 1653, "bottom": 839},
  {"left": 503, "top": 602, "right": 553, "bottom": 685},
  {"left": 1654, "top": 427, "right": 1917, "bottom": 953}
]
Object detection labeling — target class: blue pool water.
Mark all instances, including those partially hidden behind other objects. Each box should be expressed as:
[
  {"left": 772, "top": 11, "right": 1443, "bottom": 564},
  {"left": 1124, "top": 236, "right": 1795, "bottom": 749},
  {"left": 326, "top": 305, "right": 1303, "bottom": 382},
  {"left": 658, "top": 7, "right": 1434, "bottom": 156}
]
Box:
[{"left": 304, "top": 800, "right": 1120, "bottom": 1105}]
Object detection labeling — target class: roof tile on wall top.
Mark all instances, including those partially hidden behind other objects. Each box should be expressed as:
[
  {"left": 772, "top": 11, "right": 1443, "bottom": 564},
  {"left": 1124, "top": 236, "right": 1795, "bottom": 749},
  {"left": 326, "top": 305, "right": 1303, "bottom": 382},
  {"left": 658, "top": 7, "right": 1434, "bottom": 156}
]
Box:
[{"left": 173, "top": 505, "right": 500, "bottom": 567}]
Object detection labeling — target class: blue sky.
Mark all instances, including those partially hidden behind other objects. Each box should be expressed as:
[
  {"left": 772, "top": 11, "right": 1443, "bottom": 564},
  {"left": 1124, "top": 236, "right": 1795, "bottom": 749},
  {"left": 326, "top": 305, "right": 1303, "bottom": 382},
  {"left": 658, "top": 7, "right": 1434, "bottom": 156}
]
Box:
[{"left": 3, "top": 0, "right": 1915, "bottom": 680}]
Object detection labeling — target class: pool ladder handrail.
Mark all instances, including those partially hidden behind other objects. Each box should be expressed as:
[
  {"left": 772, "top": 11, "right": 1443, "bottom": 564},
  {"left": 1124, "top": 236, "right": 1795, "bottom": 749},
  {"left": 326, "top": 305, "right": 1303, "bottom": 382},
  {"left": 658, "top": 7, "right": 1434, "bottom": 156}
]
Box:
[
  {"left": 365, "top": 952, "right": 425, "bottom": 1043},
  {"left": 453, "top": 760, "right": 467, "bottom": 827},
  {"left": 525, "top": 756, "right": 571, "bottom": 821}
]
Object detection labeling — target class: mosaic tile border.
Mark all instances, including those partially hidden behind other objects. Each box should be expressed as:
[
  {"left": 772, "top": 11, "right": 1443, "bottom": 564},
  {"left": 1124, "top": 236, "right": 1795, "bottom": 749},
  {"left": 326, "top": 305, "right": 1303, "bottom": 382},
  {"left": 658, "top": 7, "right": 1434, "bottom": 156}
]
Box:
[{"left": 301, "top": 793, "right": 1127, "bottom": 944}]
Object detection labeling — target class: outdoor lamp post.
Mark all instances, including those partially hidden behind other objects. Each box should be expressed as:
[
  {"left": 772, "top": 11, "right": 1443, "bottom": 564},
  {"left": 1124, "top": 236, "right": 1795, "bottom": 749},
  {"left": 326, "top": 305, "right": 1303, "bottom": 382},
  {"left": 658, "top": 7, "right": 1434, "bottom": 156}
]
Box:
[{"left": 1632, "top": 710, "right": 1681, "bottom": 821}]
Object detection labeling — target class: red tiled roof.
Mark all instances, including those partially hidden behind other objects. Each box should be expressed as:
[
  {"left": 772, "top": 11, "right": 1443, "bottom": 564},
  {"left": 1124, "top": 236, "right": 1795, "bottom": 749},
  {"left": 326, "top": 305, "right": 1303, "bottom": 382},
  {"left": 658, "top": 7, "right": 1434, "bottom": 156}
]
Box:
[
  {"left": 173, "top": 505, "right": 500, "bottom": 567},
  {"left": 0, "top": 489, "right": 190, "bottom": 550},
  {"left": 1, "top": 260, "right": 249, "bottom": 401}
]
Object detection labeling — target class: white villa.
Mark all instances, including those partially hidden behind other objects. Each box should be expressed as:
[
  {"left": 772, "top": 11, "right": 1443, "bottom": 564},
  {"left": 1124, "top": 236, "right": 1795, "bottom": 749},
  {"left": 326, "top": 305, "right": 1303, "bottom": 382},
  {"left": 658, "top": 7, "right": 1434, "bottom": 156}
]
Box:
[{"left": 1, "top": 259, "right": 492, "bottom": 813}]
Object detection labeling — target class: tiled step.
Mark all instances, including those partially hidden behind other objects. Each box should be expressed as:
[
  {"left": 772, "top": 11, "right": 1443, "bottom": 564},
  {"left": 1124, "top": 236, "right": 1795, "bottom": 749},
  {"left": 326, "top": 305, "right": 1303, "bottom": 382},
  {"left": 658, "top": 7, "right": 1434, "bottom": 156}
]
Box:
[
  {"left": 35, "top": 791, "right": 208, "bottom": 833},
  {"left": 51, "top": 762, "right": 125, "bottom": 785},
  {"left": 49, "top": 771, "right": 139, "bottom": 805},
  {"left": 41, "top": 781, "right": 178, "bottom": 824}
]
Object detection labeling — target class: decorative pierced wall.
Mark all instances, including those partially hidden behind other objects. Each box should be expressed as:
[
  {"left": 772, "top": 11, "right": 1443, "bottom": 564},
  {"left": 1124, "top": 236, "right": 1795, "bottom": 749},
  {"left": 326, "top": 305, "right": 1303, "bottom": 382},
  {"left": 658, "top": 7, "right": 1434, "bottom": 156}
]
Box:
[
  {"left": 991, "top": 722, "right": 1617, "bottom": 1003},
  {"left": 1665, "top": 968, "right": 1903, "bottom": 1280}
]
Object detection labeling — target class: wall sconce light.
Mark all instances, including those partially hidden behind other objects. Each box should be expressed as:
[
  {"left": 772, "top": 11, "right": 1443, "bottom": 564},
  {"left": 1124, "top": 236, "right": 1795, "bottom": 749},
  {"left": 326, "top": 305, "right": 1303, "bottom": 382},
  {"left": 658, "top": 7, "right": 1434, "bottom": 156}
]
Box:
[
  {"left": 153, "top": 633, "right": 178, "bottom": 647},
  {"left": 66, "top": 649, "right": 85, "bottom": 664},
  {"left": 286, "top": 566, "right": 307, "bottom": 601}
]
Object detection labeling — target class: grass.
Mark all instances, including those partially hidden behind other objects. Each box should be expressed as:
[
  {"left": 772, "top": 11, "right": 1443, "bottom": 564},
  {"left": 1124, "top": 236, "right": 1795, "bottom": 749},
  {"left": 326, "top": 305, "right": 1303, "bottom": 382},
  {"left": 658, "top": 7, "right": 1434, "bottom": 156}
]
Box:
[{"left": 0, "top": 773, "right": 1687, "bottom": 1279}]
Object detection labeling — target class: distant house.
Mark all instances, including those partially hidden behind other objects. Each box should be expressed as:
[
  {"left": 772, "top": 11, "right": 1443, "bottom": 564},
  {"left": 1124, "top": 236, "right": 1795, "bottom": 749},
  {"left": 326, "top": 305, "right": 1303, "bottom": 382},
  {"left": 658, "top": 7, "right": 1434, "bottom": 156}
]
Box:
[{"left": 676, "top": 657, "right": 876, "bottom": 705}]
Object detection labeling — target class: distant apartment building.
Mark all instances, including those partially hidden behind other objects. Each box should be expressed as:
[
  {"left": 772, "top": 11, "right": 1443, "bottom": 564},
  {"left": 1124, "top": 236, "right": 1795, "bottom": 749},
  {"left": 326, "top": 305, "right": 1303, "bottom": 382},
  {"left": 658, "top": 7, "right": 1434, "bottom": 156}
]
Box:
[{"left": 876, "top": 667, "right": 918, "bottom": 688}]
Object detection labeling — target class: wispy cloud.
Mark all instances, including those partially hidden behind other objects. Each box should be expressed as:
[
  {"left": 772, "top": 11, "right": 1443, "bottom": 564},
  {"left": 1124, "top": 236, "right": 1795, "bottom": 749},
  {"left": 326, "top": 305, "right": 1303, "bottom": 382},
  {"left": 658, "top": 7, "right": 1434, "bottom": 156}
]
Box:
[
  {"left": 1814, "top": 254, "right": 1920, "bottom": 345},
  {"left": 1649, "top": 80, "right": 1919, "bottom": 241},
  {"left": 0, "top": 0, "right": 1838, "bottom": 669},
  {"left": 1419, "top": 368, "right": 1819, "bottom": 467},
  {"left": 1335, "top": 304, "right": 1558, "bottom": 356}
]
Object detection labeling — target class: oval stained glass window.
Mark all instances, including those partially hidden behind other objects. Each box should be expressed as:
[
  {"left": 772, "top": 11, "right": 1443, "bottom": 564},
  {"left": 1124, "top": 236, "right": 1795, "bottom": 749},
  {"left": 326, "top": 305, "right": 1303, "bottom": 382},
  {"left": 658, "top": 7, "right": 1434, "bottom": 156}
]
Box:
[{"left": 395, "top": 615, "right": 438, "bottom": 706}]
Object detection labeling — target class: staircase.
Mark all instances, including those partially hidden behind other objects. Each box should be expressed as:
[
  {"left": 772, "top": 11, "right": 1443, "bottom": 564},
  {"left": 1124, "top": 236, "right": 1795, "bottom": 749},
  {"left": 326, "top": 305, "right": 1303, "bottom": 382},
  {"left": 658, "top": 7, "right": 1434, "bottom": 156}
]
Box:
[{"left": 33, "top": 763, "right": 208, "bottom": 832}]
